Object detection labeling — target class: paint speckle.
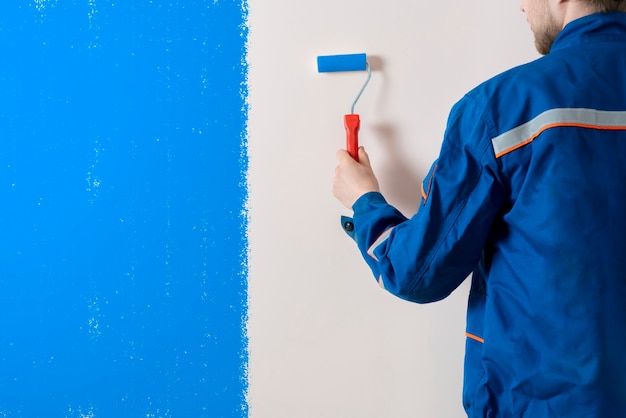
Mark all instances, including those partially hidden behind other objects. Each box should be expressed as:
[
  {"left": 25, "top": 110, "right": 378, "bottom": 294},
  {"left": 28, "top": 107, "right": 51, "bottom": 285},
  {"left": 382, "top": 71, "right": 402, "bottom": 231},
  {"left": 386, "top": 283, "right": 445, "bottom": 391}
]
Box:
[
  {"left": 86, "top": 140, "right": 103, "bottom": 204},
  {"left": 66, "top": 405, "right": 96, "bottom": 418},
  {"left": 32, "top": 0, "right": 58, "bottom": 14},
  {"left": 85, "top": 296, "right": 107, "bottom": 340},
  {"left": 87, "top": 0, "right": 101, "bottom": 48},
  {"left": 88, "top": 0, "right": 98, "bottom": 22}
]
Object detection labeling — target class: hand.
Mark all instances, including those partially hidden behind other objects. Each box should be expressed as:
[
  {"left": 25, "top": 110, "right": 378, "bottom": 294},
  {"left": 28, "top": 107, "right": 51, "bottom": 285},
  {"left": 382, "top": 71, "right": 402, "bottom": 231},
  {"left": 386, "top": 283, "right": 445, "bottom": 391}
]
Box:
[{"left": 333, "top": 146, "right": 381, "bottom": 209}]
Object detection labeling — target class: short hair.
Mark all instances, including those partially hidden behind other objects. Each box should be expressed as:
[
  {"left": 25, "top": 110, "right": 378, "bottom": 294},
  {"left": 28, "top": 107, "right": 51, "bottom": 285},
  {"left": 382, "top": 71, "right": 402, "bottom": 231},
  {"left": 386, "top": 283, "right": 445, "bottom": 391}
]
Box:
[{"left": 586, "top": 0, "right": 626, "bottom": 12}]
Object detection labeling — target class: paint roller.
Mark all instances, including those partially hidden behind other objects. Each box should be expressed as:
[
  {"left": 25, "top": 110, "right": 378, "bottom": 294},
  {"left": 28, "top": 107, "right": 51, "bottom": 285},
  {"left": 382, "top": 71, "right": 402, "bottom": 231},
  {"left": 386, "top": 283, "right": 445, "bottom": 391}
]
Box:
[{"left": 317, "top": 53, "right": 371, "bottom": 162}]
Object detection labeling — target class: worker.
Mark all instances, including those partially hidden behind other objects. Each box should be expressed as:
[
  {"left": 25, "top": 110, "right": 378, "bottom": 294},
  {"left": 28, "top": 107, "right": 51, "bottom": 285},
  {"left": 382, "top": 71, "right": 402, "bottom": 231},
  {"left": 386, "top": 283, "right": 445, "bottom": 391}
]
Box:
[{"left": 332, "top": 0, "right": 626, "bottom": 416}]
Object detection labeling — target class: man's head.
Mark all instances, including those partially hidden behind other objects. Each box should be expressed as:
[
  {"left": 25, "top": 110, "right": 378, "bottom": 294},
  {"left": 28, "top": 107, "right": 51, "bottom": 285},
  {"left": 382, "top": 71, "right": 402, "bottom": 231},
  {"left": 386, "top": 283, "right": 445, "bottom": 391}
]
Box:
[{"left": 521, "top": 0, "right": 626, "bottom": 55}]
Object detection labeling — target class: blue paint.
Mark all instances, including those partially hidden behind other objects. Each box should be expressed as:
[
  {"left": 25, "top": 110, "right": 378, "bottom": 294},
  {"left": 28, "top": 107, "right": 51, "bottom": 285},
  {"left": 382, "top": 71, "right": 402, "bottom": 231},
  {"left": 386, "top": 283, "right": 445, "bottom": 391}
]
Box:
[
  {"left": 0, "top": 1, "right": 248, "bottom": 416},
  {"left": 317, "top": 53, "right": 367, "bottom": 73}
]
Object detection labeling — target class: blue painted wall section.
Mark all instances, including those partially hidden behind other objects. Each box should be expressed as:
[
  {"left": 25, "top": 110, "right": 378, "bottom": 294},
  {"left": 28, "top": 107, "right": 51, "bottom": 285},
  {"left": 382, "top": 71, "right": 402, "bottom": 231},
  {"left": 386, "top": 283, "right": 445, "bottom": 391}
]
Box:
[{"left": 0, "top": 1, "right": 248, "bottom": 416}]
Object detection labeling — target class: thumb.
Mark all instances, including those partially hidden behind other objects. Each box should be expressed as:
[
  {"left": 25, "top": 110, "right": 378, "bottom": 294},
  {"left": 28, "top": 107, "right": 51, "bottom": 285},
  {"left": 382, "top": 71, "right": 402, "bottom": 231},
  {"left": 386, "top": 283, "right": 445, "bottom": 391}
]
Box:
[{"left": 358, "top": 146, "right": 372, "bottom": 168}]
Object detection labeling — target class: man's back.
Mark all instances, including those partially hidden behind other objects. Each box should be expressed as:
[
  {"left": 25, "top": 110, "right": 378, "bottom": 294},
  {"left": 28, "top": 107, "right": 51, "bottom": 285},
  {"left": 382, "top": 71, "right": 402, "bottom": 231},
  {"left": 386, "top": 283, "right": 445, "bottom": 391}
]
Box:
[{"left": 463, "top": 12, "right": 626, "bottom": 417}]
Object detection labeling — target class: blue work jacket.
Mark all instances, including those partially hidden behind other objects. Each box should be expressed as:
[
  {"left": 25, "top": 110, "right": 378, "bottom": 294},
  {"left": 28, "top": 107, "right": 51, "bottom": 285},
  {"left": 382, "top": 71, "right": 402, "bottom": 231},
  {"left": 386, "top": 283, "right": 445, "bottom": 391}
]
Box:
[{"left": 345, "top": 12, "right": 626, "bottom": 417}]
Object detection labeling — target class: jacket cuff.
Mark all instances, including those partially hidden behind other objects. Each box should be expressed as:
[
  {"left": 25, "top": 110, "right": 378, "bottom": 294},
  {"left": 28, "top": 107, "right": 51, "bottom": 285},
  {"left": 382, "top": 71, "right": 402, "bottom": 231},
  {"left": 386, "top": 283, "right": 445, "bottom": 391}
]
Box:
[
  {"left": 352, "top": 191, "right": 387, "bottom": 213},
  {"left": 340, "top": 192, "right": 386, "bottom": 240}
]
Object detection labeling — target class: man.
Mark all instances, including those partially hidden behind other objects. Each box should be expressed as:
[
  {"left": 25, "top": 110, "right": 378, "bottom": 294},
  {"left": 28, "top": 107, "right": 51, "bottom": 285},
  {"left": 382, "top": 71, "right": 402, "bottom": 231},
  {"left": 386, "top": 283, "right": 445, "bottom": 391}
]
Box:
[{"left": 332, "top": 0, "right": 626, "bottom": 416}]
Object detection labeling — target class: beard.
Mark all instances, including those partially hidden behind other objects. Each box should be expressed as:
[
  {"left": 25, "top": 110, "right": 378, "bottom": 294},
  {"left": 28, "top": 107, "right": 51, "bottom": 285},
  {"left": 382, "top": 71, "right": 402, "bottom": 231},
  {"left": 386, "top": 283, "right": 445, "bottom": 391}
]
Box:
[
  {"left": 534, "top": 23, "right": 562, "bottom": 55},
  {"left": 533, "top": 8, "right": 562, "bottom": 55}
]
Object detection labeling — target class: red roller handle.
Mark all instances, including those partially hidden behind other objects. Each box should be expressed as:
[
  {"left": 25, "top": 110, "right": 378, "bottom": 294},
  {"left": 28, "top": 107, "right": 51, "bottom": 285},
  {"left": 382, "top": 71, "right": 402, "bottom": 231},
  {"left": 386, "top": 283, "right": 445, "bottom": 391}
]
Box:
[{"left": 344, "top": 114, "right": 360, "bottom": 162}]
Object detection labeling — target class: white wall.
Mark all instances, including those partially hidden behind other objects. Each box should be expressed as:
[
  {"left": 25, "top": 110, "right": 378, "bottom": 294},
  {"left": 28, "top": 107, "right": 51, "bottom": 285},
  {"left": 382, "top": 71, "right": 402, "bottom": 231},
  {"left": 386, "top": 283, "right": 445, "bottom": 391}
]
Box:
[{"left": 247, "top": 1, "right": 538, "bottom": 417}]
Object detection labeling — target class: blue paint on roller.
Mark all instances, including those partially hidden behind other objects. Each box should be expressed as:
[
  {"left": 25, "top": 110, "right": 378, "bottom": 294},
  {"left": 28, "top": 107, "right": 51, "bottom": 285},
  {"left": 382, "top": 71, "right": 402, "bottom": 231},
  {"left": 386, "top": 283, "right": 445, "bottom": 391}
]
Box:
[{"left": 317, "top": 53, "right": 367, "bottom": 73}]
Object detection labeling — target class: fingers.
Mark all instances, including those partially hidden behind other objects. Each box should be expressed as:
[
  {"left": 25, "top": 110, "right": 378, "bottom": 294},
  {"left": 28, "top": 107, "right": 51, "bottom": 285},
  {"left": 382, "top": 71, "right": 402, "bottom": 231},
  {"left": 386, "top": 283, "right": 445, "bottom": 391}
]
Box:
[
  {"left": 336, "top": 148, "right": 352, "bottom": 163},
  {"left": 357, "top": 147, "right": 371, "bottom": 168},
  {"left": 336, "top": 146, "right": 369, "bottom": 165},
  {"left": 332, "top": 146, "right": 381, "bottom": 209}
]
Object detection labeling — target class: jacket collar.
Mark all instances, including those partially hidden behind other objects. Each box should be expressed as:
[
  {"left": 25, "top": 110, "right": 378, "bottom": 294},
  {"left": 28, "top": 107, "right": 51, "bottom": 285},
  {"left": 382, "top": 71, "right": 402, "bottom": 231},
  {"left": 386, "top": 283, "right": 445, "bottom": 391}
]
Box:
[{"left": 551, "top": 11, "right": 626, "bottom": 52}]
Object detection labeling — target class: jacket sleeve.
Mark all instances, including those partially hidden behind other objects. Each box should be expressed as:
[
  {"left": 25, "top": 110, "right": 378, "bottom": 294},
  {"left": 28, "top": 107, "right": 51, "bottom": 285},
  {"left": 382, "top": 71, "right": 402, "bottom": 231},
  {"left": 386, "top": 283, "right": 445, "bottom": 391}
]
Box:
[{"left": 350, "top": 94, "right": 506, "bottom": 303}]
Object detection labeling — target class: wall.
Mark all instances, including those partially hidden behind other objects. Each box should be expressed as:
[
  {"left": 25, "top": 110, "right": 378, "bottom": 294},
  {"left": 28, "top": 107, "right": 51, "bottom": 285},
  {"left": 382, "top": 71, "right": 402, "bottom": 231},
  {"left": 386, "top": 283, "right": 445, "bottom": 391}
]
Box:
[
  {"left": 0, "top": 1, "right": 247, "bottom": 416},
  {"left": 247, "top": 1, "right": 537, "bottom": 417}
]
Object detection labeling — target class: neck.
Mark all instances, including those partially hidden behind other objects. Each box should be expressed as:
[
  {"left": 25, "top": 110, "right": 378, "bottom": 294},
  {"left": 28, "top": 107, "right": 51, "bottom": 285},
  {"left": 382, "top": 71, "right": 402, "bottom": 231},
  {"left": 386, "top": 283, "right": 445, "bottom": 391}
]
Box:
[{"left": 560, "top": 1, "right": 598, "bottom": 29}]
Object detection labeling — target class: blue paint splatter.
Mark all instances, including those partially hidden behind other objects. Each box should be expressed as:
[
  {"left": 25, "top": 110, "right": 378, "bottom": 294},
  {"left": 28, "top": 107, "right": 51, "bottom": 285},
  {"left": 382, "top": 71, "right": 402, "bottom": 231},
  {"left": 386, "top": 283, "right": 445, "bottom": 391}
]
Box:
[{"left": 0, "top": 1, "right": 248, "bottom": 416}]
